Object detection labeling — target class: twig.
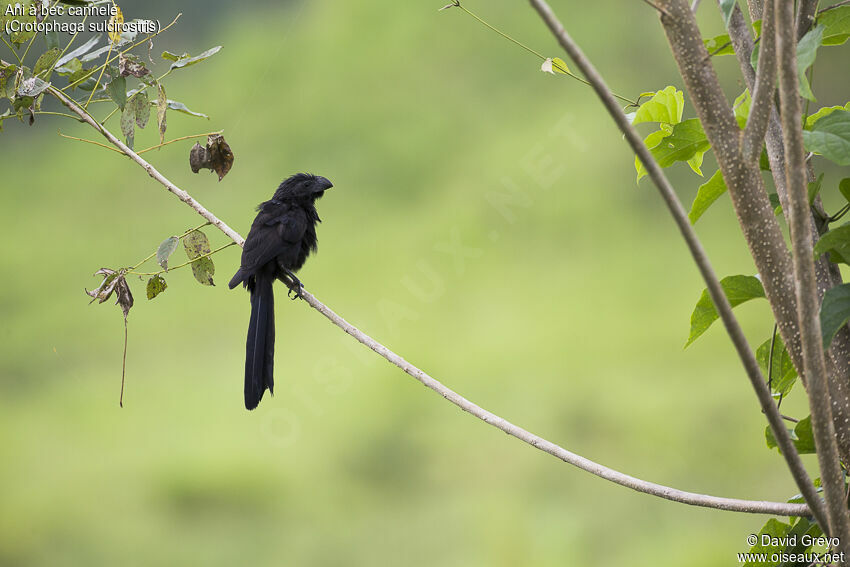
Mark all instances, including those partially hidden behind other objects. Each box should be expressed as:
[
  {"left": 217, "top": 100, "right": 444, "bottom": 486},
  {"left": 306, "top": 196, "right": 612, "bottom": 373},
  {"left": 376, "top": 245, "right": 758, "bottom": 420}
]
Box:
[
  {"left": 742, "top": 0, "right": 776, "bottom": 163},
  {"left": 129, "top": 242, "right": 236, "bottom": 276},
  {"left": 48, "top": 85, "right": 244, "bottom": 246},
  {"left": 137, "top": 131, "right": 223, "bottom": 155},
  {"left": 528, "top": 0, "right": 828, "bottom": 530},
  {"left": 775, "top": 0, "right": 850, "bottom": 543},
  {"left": 57, "top": 130, "right": 125, "bottom": 155},
  {"left": 796, "top": 0, "right": 819, "bottom": 39},
  {"left": 641, "top": 0, "right": 673, "bottom": 17},
  {"left": 46, "top": 72, "right": 811, "bottom": 519},
  {"left": 446, "top": 2, "right": 638, "bottom": 105},
  {"left": 818, "top": 0, "right": 850, "bottom": 14}
]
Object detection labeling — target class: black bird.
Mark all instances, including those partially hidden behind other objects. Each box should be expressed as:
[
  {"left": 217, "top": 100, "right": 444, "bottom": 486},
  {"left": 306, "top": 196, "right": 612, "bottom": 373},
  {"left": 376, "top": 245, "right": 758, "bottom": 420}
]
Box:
[{"left": 229, "top": 173, "right": 333, "bottom": 410}]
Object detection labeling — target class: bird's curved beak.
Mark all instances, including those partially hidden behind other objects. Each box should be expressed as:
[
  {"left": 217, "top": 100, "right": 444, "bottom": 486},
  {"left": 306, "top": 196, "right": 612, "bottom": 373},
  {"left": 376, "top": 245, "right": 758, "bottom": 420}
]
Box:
[{"left": 315, "top": 177, "right": 333, "bottom": 191}]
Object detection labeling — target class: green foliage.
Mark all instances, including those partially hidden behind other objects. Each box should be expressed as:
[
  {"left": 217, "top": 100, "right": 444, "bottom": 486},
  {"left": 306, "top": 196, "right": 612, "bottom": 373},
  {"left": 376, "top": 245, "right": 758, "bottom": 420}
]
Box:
[
  {"left": 813, "top": 223, "right": 850, "bottom": 264},
  {"left": 765, "top": 416, "right": 815, "bottom": 454},
  {"left": 156, "top": 236, "right": 179, "bottom": 270},
  {"left": 818, "top": 5, "right": 850, "bottom": 46},
  {"left": 685, "top": 275, "right": 765, "bottom": 347},
  {"left": 688, "top": 169, "right": 727, "bottom": 224},
  {"left": 755, "top": 334, "right": 797, "bottom": 398},
  {"left": 796, "top": 25, "right": 824, "bottom": 101},
  {"left": 631, "top": 86, "right": 683, "bottom": 126},
  {"left": 183, "top": 230, "right": 215, "bottom": 286},
  {"left": 733, "top": 89, "right": 750, "bottom": 129},
  {"left": 167, "top": 46, "right": 222, "bottom": 70},
  {"left": 146, "top": 275, "right": 168, "bottom": 300},
  {"left": 821, "top": 283, "right": 850, "bottom": 349},
  {"left": 805, "top": 102, "right": 850, "bottom": 129},
  {"left": 802, "top": 109, "right": 850, "bottom": 165}
]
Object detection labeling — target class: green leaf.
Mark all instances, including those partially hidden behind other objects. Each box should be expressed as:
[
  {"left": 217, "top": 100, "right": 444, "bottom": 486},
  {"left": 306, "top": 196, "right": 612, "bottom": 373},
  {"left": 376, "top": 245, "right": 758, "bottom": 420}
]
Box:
[
  {"left": 703, "top": 32, "right": 734, "bottom": 56},
  {"left": 631, "top": 86, "right": 684, "bottom": 126},
  {"left": 649, "top": 118, "right": 710, "bottom": 171},
  {"left": 16, "top": 77, "right": 49, "bottom": 97},
  {"left": 814, "top": 223, "right": 850, "bottom": 264},
  {"left": 134, "top": 90, "right": 149, "bottom": 129},
  {"left": 183, "top": 230, "right": 215, "bottom": 286},
  {"left": 796, "top": 24, "right": 824, "bottom": 101},
  {"left": 805, "top": 102, "right": 850, "bottom": 129},
  {"left": 818, "top": 5, "right": 850, "bottom": 46},
  {"left": 767, "top": 192, "right": 782, "bottom": 215},
  {"left": 756, "top": 334, "right": 798, "bottom": 398},
  {"left": 161, "top": 50, "right": 184, "bottom": 61},
  {"left": 807, "top": 172, "right": 824, "bottom": 205},
  {"left": 156, "top": 82, "right": 167, "bottom": 144},
  {"left": 840, "top": 178, "right": 850, "bottom": 203},
  {"left": 719, "top": 0, "right": 738, "bottom": 26},
  {"left": 744, "top": 518, "right": 792, "bottom": 563},
  {"left": 733, "top": 89, "right": 751, "bottom": 129},
  {"left": 635, "top": 129, "right": 669, "bottom": 181},
  {"left": 105, "top": 75, "right": 126, "bottom": 110},
  {"left": 686, "top": 275, "right": 765, "bottom": 347},
  {"left": 169, "top": 46, "right": 222, "bottom": 70},
  {"left": 765, "top": 416, "right": 815, "bottom": 454},
  {"left": 45, "top": 29, "right": 59, "bottom": 50},
  {"left": 146, "top": 275, "right": 167, "bottom": 300},
  {"left": 33, "top": 48, "right": 61, "bottom": 77},
  {"left": 821, "top": 283, "right": 850, "bottom": 349},
  {"left": 689, "top": 170, "right": 728, "bottom": 224},
  {"left": 540, "top": 57, "right": 570, "bottom": 75},
  {"left": 54, "top": 36, "right": 99, "bottom": 68},
  {"left": 803, "top": 109, "right": 850, "bottom": 165},
  {"left": 166, "top": 99, "right": 208, "bottom": 119},
  {"left": 189, "top": 257, "right": 215, "bottom": 286},
  {"left": 156, "top": 236, "right": 179, "bottom": 270},
  {"left": 120, "top": 97, "right": 135, "bottom": 149}
]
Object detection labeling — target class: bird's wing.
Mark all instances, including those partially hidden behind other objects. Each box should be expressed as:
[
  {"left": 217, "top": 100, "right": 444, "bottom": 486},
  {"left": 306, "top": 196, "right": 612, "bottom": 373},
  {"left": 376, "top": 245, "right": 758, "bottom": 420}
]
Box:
[{"left": 238, "top": 203, "right": 308, "bottom": 274}]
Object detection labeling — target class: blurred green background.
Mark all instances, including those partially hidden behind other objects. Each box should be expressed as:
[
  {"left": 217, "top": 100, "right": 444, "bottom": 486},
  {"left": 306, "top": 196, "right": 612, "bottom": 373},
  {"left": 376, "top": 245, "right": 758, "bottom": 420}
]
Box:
[{"left": 2, "top": 1, "right": 849, "bottom": 565}]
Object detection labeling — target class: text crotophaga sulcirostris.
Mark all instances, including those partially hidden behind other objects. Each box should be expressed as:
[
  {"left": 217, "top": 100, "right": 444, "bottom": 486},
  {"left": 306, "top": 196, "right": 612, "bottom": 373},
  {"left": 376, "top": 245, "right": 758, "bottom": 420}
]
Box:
[{"left": 228, "top": 173, "right": 334, "bottom": 410}]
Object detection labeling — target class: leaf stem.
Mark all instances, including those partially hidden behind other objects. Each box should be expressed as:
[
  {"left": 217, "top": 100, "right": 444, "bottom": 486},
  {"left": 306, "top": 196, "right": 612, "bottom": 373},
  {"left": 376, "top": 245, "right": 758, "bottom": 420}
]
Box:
[
  {"left": 137, "top": 130, "right": 222, "bottom": 155},
  {"left": 127, "top": 221, "right": 212, "bottom": 271},
  {"left": 449, "top": 2, "right": 638, "bottom": 105},
  {"left": 129, "top": 241, "right": 234, "bottom": 276},
  {"left": 57, "top": 130, "right": 125, "bottom": 154}
]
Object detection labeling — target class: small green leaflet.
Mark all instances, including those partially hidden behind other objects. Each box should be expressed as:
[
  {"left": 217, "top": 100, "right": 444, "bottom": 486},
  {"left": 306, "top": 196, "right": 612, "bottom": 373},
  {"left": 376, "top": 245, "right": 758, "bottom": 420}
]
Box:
[
  {"left": 156, "top": 236, "right": 179, "bottom": 270},
  {"left": 146, "top": 275, "right": 167, "bottom": 300},
  {"left": 688, "top": 170, "right": 727, "bottom": 224},
  {"left": 637, "top": 119, "right": 710, "bottom": 181},
  {"left": 817, "top": 5, "right": 850, "bottom": 46},
  {"left": 755, "top": 334, "right": 797, "bottom": 398},
  {"left": 106, "top": 75, "right": 126, "bottom": 110},
  {"left": 540, "top": 57, "right": 569, "bottom": 75},
  {"left": 805, "top": 102, "right": 850, "bottom": 129},
  {"left": 33, "top": 48, "right": 61, "bottom": 78},
  {"left": 765, "top": 416, "right": 815, "bottom": 454},
  {"left": 814, "top": 223, "right": 850, "bottom": 264},
  {"left": 166, "top": 99, "right": 208, "bottom": 119},
  {"left": 685, "top": 275, "right": 765, "bottom": 347},
  {"left": 802, "top": 109, "right": 850, "bottom": 165},
  {"left": 733, "top": 89, "right": 750, "bottom": 129},
  {"left": 183, "top": 230, "right": 215, "bottom": 286},
  {"left": 796, "top": 24, "right": 824, "bottom": 101},
  {"left": 840, "top": 178, "right": 850, "bottom": 203},
  {"left": 719, "top": 0, "right": 738, "bottom": 26},
  {"left": 821, "top": 283, "right": 850, "bottom": 350},
  {"left": 631, "top": 86, "right": 684, "bottom": 126},
  {"left": 169, "top": 46, "right": 222, "bottom": 71}
]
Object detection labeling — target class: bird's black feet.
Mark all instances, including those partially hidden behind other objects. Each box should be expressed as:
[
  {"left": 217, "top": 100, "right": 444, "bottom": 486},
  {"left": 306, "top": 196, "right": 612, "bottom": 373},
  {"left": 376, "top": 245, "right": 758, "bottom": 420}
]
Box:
[{"left": 284, "top": 270, "right": 303, "bottom": 300}]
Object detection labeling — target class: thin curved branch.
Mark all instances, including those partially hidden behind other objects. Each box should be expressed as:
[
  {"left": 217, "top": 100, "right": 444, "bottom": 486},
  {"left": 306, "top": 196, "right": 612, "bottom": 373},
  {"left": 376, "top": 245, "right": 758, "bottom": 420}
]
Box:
[
  {"left": 45, "top": 75, "right": 811, "bottom": 519},
  {"left": 774, "top": 0, "right": 850, "bottom": 543},
  {"left": 528, "top": 0, "right": 827, "bottom": 529},
  {"left": 742, "top": 0, "right": 776, "bottom": 163}
]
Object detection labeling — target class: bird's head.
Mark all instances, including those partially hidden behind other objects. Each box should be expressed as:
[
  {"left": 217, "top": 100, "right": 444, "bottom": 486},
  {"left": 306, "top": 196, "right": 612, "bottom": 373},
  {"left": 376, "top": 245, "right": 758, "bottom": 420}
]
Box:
[{"left": 274, "top": 173, "right": 333, "bottom": 201}]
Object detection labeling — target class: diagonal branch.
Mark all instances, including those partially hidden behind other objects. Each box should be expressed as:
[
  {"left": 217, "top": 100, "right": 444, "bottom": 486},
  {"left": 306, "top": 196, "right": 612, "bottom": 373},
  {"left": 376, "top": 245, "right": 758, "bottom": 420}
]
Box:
[
  {"left": 45, "top": 73, "right": 811, "bottom": 519},
  {"left": 741, "top": 0, "right": 776, "bottom": 163},
  {"left": 774, "top": 0, "right": 850, "bottom": 543},
  {"left": 527, "top": 0, "right": 828, "bottom": 529}
]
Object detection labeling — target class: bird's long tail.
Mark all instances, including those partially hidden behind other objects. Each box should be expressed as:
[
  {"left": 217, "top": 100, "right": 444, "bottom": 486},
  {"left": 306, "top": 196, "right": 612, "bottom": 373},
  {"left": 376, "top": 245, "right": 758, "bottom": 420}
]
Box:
[{"left": 245, "top": 273, "right": 275, "bottom": 410}]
